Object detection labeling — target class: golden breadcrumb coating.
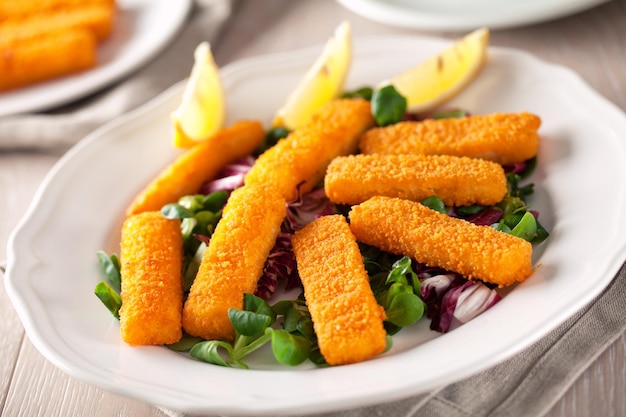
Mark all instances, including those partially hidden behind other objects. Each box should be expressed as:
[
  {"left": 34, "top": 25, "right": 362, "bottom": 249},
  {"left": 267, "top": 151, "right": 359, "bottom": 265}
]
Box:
[
  {"left": 359, "top": 112, "right": 541, "bottom": 165},
  {"left": 119, "top": 211, "right": 183, "bottom": 346},
  {"left": 182, "top": 184, "right": 286, "bottom": 341},
  {"left": 325, "top": 153, "right": 507, "bottom": 207},
  {"left": 0, "top": 4, "right": 115, "bottom": 44},
  {"left": 292, "top": 215, "right": 387, "bottom": 365},
  {"left": 126, "top": 120, "right": 265, "bottom": 217},
  {"left": 0, "top": 29, "right": 96, "bottom": 91},
  {"left": 349, "top": 196, "right": 533, "bottom": 286},
  {"left": 0, "top": 0, "right": 115, "bottom": 21},
  {"left": 244, "top": 98, "right": 374, "bottom": 201}
]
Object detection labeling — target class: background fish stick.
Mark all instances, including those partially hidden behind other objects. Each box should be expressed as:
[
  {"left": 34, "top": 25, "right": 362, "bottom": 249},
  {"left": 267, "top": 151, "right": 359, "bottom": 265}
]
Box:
[
  {"left": 0, "top": 0, "right": 115, "bottom": 21},
  {"left": 349, "top": 196, "right": 533, "bottom": 286},
  {"left": 0, "top": 29, "right": 96, "bottom": 91},
  {"left": 245, "top": 98, "right": 374, "bottom": 201},
  {"left": 292, "top": 215, "right": 387, "bottom": 365},
  {"left": 359, "top": 112, "right": 541, "bottom": 165},
  {"left": 119, "top": 211, "right": 183, "bottom": 346},
  {"left": 126, "top": 120, "right": 264, "bottom": 216},
  {"left": 0, "top": 4, "right": 115, "bottom": 43},
  {"left": 182, "top": 184, "right": 286, "bottom": 341},
  {"left": 325, "top": 153, "right": 507, "bottom": 207}
]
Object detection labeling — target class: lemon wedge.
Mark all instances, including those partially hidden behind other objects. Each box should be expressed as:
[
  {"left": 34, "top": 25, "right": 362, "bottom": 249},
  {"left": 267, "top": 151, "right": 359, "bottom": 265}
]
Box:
[
  {"left": 171, "top": 42, "right": 225, "bottom": 148},
  {"left": 380, "top": 27, "right": 489, "bottom": 114},
  {"left": 273, "top": 21, "right": 352, "bottom": 130}
]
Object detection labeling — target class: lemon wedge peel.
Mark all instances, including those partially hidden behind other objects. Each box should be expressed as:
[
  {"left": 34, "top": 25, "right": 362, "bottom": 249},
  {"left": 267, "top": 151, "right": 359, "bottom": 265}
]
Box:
[
  {"left": 380, "top": 27, "right": 490, "bottom": 114},
  {"left": 273, "top": 21, "right": 352, "bottom": 130},
  {"left": 171, "top": 42, "right": 225, "bottom": 148}
]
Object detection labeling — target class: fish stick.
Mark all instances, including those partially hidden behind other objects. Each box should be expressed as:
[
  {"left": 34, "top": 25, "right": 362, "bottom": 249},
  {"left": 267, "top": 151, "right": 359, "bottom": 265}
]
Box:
[
  {"left": 0, "top": 29, "right": 96, "bottom": 91},
  {"left": 126, "top": 120, "right": 265, "bottom": 217},
  {"left": 182, "top": 184, "right": 286, "bottom": 341},
  {"left": 0, "top": 4, "right": 115, "bottom": 45},
  {"left": 0, "top": 0, "right": 115, "bottom": 21},
  {"left": 359, "top": 112, "right": 541, "bottom": 165},
  {"left": 119, "top": 211, "right": 183, "bottom": 345},
  {"left": 325, "top": 153, "right": 507, "bottom": 207},
  {"left": 292, "top": 215, "right": 387, "bottom": 365},
  {"left": 349, "top": 196, "right": 533, "bottom": 286},
  {"left": 1, "top": 4, "right": 115, "bottom": 42},
  {"left": 244, "top": 98, "right": 374, "bottom": 201}
]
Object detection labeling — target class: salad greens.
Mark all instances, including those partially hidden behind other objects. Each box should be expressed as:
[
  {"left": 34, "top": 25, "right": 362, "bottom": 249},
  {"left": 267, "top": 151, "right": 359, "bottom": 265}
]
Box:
[{"left": 94, "top": 86, "right": 550, "bottom": 368}]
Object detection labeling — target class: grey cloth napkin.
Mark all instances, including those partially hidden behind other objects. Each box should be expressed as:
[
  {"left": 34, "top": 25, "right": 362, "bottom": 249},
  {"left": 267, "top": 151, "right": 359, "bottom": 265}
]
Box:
[
  {"left": 160, "top": 261, "right": 626, "bottom": 417},
  {"left": 0, "top": 0, "right": 233, "bottom": 150}
]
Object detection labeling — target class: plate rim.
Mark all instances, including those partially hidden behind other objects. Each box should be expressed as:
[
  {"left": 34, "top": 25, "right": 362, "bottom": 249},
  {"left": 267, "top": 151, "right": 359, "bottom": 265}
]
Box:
[{"left": 335, "top": 0, "right": 610, "bottom": 30}]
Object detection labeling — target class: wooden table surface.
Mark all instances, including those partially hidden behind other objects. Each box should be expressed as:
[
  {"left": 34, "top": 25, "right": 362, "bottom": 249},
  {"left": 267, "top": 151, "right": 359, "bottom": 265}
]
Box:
[{"left": 1, "top": 0, "right": 625, "bottom": 416}]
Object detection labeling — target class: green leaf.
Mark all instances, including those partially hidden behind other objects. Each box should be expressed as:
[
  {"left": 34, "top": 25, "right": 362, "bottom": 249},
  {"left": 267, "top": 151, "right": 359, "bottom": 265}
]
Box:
[
  {"left": 194, "top": 210, "right": 220, "bottom": 235},
  {"left": 511, "top": 211, "right": 538, "bottom": 241},
  {"left": 455, "top": 205, "right": 486, "bottom": 216},
  {"left": 190, "top": 340, "right": 247, "bottom": 368},
  {"left": 167, "top": 335, "right": 204, "bottom": 352},
  {"left": 385, "top": 292, "right": 425, "bottom": 327},
  {"left": 94, "top": 281, "right": 121, "bottom": 319},
  {"left": 178, "top": 195, "right": 204, "bottom": 212},
  {"left": 421, "top": 196, "right": 446, "bottom": 214},
  {"left": 341, "top": 86, "right": 373, "bottom": 101},
  {"left": 491, "top": 222, "right": 512, "bottom": 234},
  {"left": 243, "top": 293, "right": 276, "bottom": 319},
  {"left": 228, "top": 309, "right": 273, "bottom": 337},
  {"left": 371, "top": 85, "right": 407, "bottom": 126},
  {"left": 386, "top": 256, "right": 419, "bottom": 292},
  {"left": 270, "top": 329, "right": 312, "bottom": 366},
  {"left": 533, "top": 219, "right": 550, "bottom": 243},
  {"left": 96, "top": 251, "right": 121, "bottom": 292},
  {"left": 161, "top": 203, "right": 193, "bottom": 219},
  {"left": 202, "top": 191, "right": 229, "bottom": 212},
  {"left": 180, "top": 217, "right": 198, "bottom": 240},
  {"left": 183, "top": 242, "right": 206, "bottom": 292},
  {"left": 257, "top": 127, "right": 291, "bottom": 154}
]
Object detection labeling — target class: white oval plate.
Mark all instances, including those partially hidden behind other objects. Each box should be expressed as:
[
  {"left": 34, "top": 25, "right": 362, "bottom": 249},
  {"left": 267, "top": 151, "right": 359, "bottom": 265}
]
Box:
[
  {"left": 0, "top": 0, "right": 192, "bottom": 117},
  {"left": 5, "top": 34, "right": 626, "bottom": 416},
  {"left": 336, "top": 0, "right": 610, "bottom": 31}
]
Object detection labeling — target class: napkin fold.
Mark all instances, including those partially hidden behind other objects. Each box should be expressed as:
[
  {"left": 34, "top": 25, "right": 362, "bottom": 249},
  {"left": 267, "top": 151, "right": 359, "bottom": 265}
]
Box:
[
  {"left": 0, "top": 0, "right": 233, "bottom": 150},
  {"left": 160, "top": 261, "right": 626, "bottom": 417}
]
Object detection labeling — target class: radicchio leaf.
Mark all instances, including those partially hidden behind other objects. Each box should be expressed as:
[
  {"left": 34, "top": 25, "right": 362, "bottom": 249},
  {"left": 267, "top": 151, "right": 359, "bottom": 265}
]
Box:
[
  {"left": 200, "top": 156, "right": 255, "bottom": 194},
  {"left": 421, "top": 273, "right": 501, "bottom": 333},
  {"left": 284, "top": 186, "right": 336, "bottom": 232}
]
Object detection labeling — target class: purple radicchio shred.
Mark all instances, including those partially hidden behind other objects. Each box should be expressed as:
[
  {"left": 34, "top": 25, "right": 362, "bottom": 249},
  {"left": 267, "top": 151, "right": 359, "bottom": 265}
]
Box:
[
  {"left": 503, "top": 161, "right": 527, "bottom": 174},
  {"left": 256, "top": 187, "right": 336, "bottom": 300},
  {"left": 199, "top": 156, "right": 256, "bottom": 194},
  {"left": 465, "top": 207, "right": 504, "bottom": 226},
  {"left": 421, "top": 272, "right": 502, "bottom": 333},
  {"left": 255, "top": 232, "right": 300, "bottom": 300},
  {"left": 284, "top": 186, "right": 336, "bottom": 233}
]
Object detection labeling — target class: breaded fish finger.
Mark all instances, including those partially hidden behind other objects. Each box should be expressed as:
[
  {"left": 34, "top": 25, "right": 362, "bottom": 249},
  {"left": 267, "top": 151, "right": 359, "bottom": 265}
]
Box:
[
  {"left": 0, "top": 4, "right": 115, "bottom": 44},
  {"left": 0, "top": 0, "right": 115, "bottom": 21},
  {"left": 126, "top": 120, "right": 264, "bottom": 217},
  {"left": 0, "top": 29, "right": 96, "bottom": 91},
  {"left": 182, "top": 184, "right": 286, "bottom": 341},
  {"left": 119, "top": 211, "right": 183, "bottom": 345},
  {"left": 325, "top": 153, "right": 507, "bottom": 207},
  {"left": 349, "top": 196, "right": 533, "bottom": 286},
  {"left": 245, "top": 98, "right": 374, "bottom": 200},
  {"left": 292, "top": 215, "right": 387, "bottom": 365},
  {"left": 359, "top": 112, "right": 541, "bottom": 165}
]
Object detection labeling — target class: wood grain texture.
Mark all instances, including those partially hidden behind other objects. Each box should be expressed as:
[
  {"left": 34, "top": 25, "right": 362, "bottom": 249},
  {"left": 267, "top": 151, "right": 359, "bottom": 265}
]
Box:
[{"left": 1, "top": 0, "right": 625, "bottom": 416}]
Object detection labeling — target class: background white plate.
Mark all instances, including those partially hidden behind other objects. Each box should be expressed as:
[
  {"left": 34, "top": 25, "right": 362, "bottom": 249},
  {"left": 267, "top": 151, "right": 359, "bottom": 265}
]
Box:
[
  {"left": 5, "top": 34, "right": 626, "bottom": 416},
  {"left": 0, "top": 0, "right": 192, "bottom": 117},
  {"left": 336, "top": 0, "right": 610, "bottom": 31}
]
